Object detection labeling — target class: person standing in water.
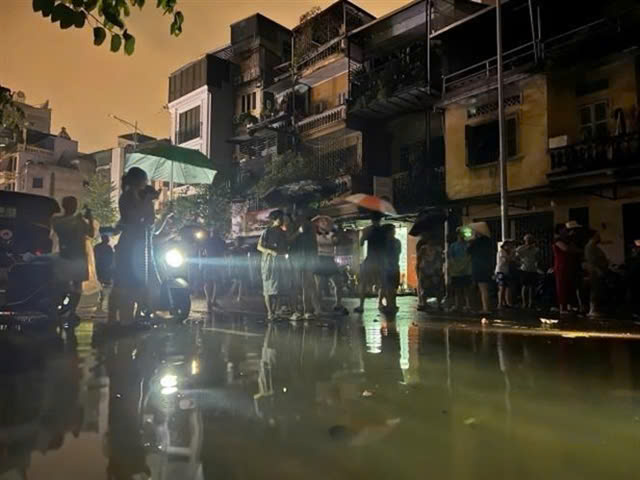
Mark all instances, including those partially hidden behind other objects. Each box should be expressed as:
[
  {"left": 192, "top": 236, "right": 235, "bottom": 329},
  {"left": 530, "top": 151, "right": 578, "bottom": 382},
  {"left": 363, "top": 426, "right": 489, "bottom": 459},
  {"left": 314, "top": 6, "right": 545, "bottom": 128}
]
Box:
[
  {"left": 52, "top": 196, "right": 96, "bottom": 323},
  {"left": 355, "top": 212, "right": 386, "bottom": 313},
  {"left": 257, "top": 210, "right": 288, "bottom": 321},
  {"left": 94, "top": 234, "right": 114, "bottom": 312}
]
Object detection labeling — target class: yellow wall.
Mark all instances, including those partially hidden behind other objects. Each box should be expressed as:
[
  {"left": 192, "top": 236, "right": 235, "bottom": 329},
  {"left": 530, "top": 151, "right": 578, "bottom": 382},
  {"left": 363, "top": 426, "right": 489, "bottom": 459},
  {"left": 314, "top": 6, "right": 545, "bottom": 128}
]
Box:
[
  {"left": 445, "top": 75, "right": 549, "bottom": 201},
  {"left": 547, "top": 58, "right": 638, "bottom": 143},
  {"left": 310, "top": 72, "right": 347, "bottom": 112}
]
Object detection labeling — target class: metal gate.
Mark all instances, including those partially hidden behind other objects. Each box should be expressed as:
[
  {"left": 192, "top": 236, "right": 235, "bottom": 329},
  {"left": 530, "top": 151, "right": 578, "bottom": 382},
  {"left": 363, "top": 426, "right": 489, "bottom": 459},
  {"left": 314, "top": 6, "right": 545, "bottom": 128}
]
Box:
[{"left": 474, "top": 212, "right": 554, "bottom": 269}]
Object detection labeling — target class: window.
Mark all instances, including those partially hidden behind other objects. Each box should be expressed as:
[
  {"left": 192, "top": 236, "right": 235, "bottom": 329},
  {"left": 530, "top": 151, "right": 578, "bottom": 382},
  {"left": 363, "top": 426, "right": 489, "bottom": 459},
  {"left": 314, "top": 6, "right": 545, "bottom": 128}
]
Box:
[
  {"left": 252, "top": 92, "right": 257, "bottom": 110},
  {"left": 466, "top": 117, "right": 518, "bottom": 167},
  {"left": 177, "top": 105, "right": 201, "bottom": 143},
  {"left": 241, "top": 95, "right": 247, "bottom": 113},
  {"left": 337, "top": 92, "right": 347, "bottom": 105},
  {"left": 569, "top": 207, "right": 589, "bottom": 229},
  {"left": 579, "top": 102, "right": 608, "bottom": 140},
  {"left": 32, "top": 177, "right": 43, "bottom": 189}
]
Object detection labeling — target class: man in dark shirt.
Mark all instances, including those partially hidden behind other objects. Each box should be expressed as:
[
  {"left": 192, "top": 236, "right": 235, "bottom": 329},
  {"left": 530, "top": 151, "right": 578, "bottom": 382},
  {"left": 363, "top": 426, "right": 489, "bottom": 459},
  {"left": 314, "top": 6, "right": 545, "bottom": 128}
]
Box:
[
  {"left": 355, "top": 212, "right": 385, "bottom": 313},
  {"left": 289, "top": 209, "right": 322, "bottom": 320}
]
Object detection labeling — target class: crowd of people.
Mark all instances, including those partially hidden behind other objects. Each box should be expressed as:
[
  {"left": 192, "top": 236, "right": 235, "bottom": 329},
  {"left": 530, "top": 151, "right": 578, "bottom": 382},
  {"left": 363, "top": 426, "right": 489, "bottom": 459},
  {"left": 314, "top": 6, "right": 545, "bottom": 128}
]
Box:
[{"left": 48, "top": 166, "right": 639, "bottom": 323}]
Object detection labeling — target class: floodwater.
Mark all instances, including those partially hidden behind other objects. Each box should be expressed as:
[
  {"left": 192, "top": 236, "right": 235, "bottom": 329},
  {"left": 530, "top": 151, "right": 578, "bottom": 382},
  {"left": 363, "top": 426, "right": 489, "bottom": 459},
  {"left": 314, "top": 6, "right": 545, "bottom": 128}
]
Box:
[{"left": 2, "top": 299, "right": 640, "bottom": 480}]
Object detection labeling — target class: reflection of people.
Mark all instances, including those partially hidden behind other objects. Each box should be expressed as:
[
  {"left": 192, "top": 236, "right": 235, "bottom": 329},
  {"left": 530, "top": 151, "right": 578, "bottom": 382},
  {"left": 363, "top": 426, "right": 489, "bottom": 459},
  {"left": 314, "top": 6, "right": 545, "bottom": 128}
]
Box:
[
  {"left": 104, "top": 338, "right": 150, "bottom": 480},
  {"left": 229, "top": 237, "right": 249, "bottom": 303},
  {"left": 110, "top": 167, "right": 153, "bottom": 325},
  {"left": 52, "top": 196, "right": 96, "bottom": 321},
  {"left": 355, "top": 212, "right": 386, "bottom": 313},
  {"left": 257, "top": 210, "right": 288, "bottom": 320}
]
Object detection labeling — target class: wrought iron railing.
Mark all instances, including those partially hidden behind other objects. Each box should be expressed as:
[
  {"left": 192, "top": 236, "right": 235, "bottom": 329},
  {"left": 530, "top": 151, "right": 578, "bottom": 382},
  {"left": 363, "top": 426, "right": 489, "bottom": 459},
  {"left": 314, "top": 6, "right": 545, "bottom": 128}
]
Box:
[
  {"left": 350, "top": 41, "right": 429, "bottom": 110},
  {"left": 299, "top": 139, "right": 360, "bottom": 179},
  {"left": 296, "top": 37, "right": 344, "bottom": 74},
  {"left": 296, "top": 105, "right": 346, "bottom": 136},
  {"left": 442, "top": 42, "right": 536, "bottom": 95},
  {"left": 549, "top": 132, "right": 640, "bottom": 175},
  {"left": 393, "top": 167, "right": 445, "bottom": 210}
]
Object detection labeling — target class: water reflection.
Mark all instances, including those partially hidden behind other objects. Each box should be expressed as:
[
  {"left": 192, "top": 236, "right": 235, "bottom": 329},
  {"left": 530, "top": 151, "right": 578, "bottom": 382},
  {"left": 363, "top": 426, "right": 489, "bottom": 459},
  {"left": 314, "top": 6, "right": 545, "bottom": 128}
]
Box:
[{"left": 2, "top": 316, "right": 640, "bottom": 479}]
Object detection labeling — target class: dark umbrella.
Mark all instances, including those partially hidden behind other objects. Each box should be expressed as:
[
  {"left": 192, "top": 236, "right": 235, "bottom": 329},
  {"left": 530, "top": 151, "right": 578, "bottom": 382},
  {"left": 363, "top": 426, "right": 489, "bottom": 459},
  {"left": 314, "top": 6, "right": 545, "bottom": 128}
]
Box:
[{"left": 409, "top": 208, "right": 448, "bottom": 237}]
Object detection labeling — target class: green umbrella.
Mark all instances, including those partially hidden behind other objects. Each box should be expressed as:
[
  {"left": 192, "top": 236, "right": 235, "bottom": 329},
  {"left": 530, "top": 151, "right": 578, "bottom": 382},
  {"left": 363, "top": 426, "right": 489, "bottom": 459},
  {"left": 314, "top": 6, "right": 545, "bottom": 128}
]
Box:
[{"left": 125, "top": 144, "right": 217, "bottom": 186}]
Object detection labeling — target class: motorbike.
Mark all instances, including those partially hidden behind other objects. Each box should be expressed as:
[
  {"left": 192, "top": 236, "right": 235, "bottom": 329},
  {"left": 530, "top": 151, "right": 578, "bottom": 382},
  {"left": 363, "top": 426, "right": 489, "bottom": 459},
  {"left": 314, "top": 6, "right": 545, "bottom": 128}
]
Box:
[{"left": 135, "top": 219, "right": 193, "bottom": 324}]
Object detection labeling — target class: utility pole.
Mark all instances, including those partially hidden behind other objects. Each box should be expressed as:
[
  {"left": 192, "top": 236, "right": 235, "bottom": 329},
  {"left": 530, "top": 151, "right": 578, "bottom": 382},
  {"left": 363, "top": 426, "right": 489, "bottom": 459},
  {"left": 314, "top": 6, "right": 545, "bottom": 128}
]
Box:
[
  {"left": 496, "top": 0, "right": 509, "bottom": 240},
  {"left": 108, "top": 114, "right": 141, "bottom": 151}
]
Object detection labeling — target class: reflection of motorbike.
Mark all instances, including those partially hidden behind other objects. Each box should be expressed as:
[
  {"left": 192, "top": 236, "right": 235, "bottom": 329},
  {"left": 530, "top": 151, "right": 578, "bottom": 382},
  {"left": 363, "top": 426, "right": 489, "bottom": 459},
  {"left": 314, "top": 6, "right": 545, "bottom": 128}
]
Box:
[{"left": 139, "top": 331, "right": 204, "bottom": 479}]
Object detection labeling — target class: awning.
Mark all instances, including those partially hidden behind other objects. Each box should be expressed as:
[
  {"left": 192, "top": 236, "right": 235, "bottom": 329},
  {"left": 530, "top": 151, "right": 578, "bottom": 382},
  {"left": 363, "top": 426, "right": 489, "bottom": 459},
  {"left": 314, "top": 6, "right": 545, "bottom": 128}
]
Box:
[{"left": 300, "top": 57, "right": 349, "bottom": 87}]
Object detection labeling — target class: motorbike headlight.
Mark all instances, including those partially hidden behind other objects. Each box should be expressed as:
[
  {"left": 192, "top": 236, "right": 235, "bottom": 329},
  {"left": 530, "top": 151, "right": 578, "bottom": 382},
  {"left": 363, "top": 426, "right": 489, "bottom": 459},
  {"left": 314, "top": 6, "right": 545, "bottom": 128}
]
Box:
[
  {"left": 165, "top": 248, "right": 184, "bottom": 268},
  {"left": 160, "top": 374, "right": 178, "bottom": 388},
  {"left": 195, "top": 230, "right": 205, "bottom": 240}
]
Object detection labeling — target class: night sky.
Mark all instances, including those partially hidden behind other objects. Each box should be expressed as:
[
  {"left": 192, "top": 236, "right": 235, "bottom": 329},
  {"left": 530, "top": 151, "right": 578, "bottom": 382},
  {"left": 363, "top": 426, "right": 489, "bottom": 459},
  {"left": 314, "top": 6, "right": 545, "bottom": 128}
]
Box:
[{"left": 1, "top": 0, "right": 407, "bottom": 153}]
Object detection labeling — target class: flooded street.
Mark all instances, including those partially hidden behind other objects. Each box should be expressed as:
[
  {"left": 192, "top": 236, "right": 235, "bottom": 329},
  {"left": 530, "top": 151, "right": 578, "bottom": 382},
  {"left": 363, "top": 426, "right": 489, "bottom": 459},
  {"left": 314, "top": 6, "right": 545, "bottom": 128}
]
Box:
[{"left": 2, "top": 298, "right": 640, "bottom": 480}]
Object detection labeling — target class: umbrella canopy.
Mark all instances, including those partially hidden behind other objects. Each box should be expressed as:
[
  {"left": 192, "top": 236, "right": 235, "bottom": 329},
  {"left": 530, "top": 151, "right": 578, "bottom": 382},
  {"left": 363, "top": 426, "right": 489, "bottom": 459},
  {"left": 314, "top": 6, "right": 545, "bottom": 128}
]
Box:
[
  {"left": 345, "top": 194, "right": 396, "bottom": 215},
  {"left": 125, "top": 144, "right": 216, "bottom": 184},
  {"left": 409, "top": 208, "right": 448, "bottom": 236}
]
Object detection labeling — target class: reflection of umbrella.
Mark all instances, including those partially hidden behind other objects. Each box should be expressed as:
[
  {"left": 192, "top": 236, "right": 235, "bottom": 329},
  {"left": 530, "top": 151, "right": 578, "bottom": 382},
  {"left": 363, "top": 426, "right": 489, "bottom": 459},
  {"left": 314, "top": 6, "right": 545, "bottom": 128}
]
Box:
[
  {"left": 125, "top": 144, "right": 217, "bottom": 186},
  {"left": 409, "top": 208, "right": 447, "bottom": 236},
  {"left": 345, "top": 194, "right": 396, "bottom": 215}
]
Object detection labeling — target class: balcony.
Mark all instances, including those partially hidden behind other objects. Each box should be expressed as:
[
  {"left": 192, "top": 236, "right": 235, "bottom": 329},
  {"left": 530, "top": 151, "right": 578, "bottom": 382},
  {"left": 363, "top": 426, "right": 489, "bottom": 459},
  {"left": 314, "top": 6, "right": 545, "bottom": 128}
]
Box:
[
  {"left": 296, "top": 105, "right": 346, "bottom": 137},
  {"left": 548, "top": 133, "right": 640, "bottom": 180},
  {"left": 393, "top": 167, "right": 445, "bottom": 213},
  {"left": 349, "top": 41, "right": 436, "bottom": 119},
  {"left": 176, "top": 126, "right": 201, "bottom": 145},
  {"left": 442, "top": 42, "right": 536, "bottom": 97}
]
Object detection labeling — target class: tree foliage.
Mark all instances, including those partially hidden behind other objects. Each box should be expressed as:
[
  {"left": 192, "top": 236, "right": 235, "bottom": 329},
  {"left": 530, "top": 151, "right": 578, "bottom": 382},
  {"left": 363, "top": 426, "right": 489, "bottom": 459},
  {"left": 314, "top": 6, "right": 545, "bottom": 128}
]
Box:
[
  {"left": 162, "top": 183, "right": 232, "bottom": 235},
  {"left": 0, "top": 86, "right": 25, "bottom": 145},
  {"left": 84, "top": 173, "right": 118, "bottom": 227},
  {"left": 31, "top": 0, "right": 184, "bottom": 56},
  {"left": 254, "top": 150, "right": 318, "bottom": 197}
]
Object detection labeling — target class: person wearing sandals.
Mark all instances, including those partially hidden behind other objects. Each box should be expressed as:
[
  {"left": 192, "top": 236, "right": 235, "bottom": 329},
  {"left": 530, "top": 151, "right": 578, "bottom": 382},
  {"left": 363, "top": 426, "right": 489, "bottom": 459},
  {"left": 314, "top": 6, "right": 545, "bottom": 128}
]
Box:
[
  {"left": 448, "top": 228, "right": 472, "bottom": 312},
  {"left": 257, "top": 210, "right": 288, "bottom": 321},
  {"left": 315, "top": 222, "right": 350, "bottom": 316}
]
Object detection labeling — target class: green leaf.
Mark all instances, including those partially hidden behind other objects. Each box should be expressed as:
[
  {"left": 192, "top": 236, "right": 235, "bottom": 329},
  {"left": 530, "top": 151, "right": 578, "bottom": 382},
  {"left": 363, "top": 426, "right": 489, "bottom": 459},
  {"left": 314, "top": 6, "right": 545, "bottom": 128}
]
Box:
[
  {"left": 110, "top": 33, "right": 122, "bottom": 52},
  {"left": 123, "top": 31, "right": 135, "bottom": 55},
  {"left": 51, "top": 3, "right": 75, "bottom": 27},
  {"left": 71, "top": 0, "right": 83, "bottom": 8},
  {"left": 85, "top": 0, "right": 98, "bottom": 11},
  {"left": 39, "top": 0, "right": 55, "bottom": 17},
  {"left": 123, "top": 3, "right": 130, "bottom": 16},
  {"left": 103, "top": 6, "right": 125, "bottom": 29},
  {"left": 32, "top": 0, "right": 44, "bottom": 13},
  {"left": 93, "top": 26, "right": 106, "bottom": 45},
  {"left": 136, "top": 0, "right": 145, "bottom": 8},
  {"left": 73, "top": 10, "right": 86, "bottom": 28}
]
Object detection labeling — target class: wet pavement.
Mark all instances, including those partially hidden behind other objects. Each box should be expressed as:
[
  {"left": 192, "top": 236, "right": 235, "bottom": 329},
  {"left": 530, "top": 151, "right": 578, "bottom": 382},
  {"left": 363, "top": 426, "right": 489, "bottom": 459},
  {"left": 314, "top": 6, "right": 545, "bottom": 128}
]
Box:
[{"left": 2, "top": 297, "right": 640, "bottom": 479}]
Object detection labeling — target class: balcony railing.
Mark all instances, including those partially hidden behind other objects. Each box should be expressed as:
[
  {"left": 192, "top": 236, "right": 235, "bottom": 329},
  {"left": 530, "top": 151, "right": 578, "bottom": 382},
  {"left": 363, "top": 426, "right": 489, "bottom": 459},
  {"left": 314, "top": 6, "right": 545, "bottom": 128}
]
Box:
[
  {"left": 176, "top": 126, "right": 201, "bottom": 144},
  {"left": 296, "top": 105, "right": 346, "bottom": 136},
  {"left": 296, "top": 37, "right": 344, "bottom": 75},
  {"left": 393, "top": 167, "right": 445, "bottom": 211},
  {"left": 442, "top": 41, "right": 536, "bottom": 96},
  {"left": 549, "top": 132, "right": 640, "bottom": 176},
  {"left": 299, "top": 138, "right": 360, "bottom": 179},
  {"left": 350, "top": 41, "right": 430, "bottom": 111}
]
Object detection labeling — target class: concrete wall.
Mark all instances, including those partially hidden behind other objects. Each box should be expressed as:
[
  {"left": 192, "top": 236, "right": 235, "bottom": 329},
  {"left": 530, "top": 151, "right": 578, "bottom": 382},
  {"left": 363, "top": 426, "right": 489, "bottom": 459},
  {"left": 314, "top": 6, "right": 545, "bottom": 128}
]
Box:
[
  {"left": 309, "top": 72, "right": 348, "bottom": 113},
  {"left": 22, "top": 163, "right": 88, "bottom": 207},
  {"left": 547, "top": 57, "right": 638, "bottom": 142},
  {"left": 445, "top": 74, "right": 548, "bottom": 200},
  {"left": 211, "top": 80, "right": 235, "bottom": 176}
]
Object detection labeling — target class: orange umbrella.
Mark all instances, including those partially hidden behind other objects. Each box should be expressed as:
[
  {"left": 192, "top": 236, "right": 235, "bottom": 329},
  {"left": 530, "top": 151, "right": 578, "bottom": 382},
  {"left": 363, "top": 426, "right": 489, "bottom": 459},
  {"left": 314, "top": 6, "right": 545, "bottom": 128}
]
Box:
[{"left": 345, "top": 194, "right": 397, "bottom": 215}]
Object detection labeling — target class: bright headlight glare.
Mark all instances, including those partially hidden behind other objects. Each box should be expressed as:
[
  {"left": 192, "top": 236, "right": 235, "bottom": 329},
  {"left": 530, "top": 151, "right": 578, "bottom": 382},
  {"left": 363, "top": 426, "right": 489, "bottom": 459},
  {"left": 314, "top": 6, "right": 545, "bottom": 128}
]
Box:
[
  {"left": 161, "top": 386, "right": 178, "bottom": 396},
  {"left": 195, "top": 230, "right": 205, "bottom": 240},
  {"left": 165, "top": 249, "right": 184, "bottom": 268},
  {"left": 160, "top": 374, "right": 178, "bottom": 388}
]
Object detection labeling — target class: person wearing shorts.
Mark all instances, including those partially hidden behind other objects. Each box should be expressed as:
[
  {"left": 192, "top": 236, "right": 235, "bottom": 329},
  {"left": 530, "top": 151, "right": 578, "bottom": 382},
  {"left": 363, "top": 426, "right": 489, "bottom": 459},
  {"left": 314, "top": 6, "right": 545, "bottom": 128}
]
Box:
[
  {"left": 448, "top": 228, "right": 472, "bottom": 311},
  {"left": 516, "top": 234, "right": 540, "bottom": 309},
  {"left": 495, "top": 240, "right": 515, "bottom": 309}
]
